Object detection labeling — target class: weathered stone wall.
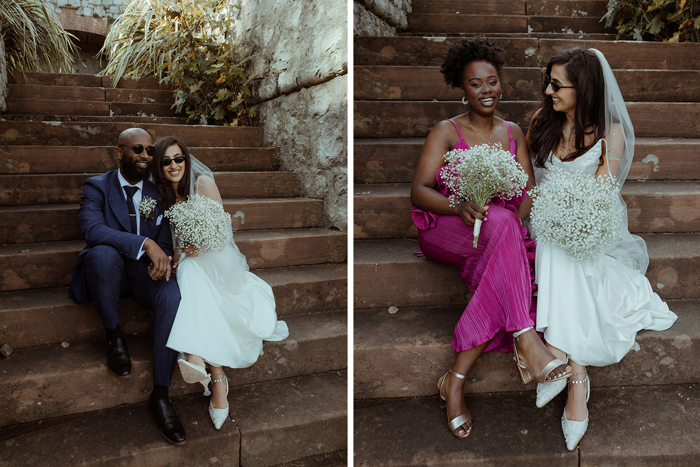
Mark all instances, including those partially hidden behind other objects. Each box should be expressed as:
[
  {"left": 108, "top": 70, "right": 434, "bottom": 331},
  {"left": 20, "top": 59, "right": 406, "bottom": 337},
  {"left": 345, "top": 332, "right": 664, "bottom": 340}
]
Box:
[
  {"left": 0, "top": 25, "right": 6, "bottom": 113},
  {"left": 231, "top": 0, "right": 348, "bottom": 231},
  {"left": 50, "top": 0, "right": 125, "bottom": 20},
  {"left": 354, "top": 0, "right": 411, "bottom": 36}
]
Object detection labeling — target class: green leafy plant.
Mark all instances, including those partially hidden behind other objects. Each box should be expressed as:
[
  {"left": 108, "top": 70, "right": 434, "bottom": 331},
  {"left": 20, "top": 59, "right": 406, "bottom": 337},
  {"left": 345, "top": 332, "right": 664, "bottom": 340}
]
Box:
[
  {"left": 99, "top": 0, "right": 254, "bottom": 126},
  {"left": 602, "top": 0, "right": 700, "bottom": 42},
  {"left": 0, "top": 0, "right": 76, "bottom": 72}
]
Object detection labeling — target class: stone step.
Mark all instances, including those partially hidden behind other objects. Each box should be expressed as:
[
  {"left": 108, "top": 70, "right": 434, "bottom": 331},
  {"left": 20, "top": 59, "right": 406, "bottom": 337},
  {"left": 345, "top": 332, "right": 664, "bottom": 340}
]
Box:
[
  {"left": 355, "top": 66, "right": 540, "bottom": 102},
  {"left": 0, "top": 262, "right": 346, "bottom": 350},
  {"left": 354, "top": 36, "right": 540, "bottom": 67},
  {"left": 355, "top": 65, "right": 700, "bottom": 102},
  {"left": 411, "top": 0, "right": 526, "bottom": 15},
  {"left": 0, "top": 229, "right": 346, "bottom": 292},
  {"left": 7, "top": 84, "right": 174, "bottom": 106},
  {"left": 355, "top": 383, "right": 699, "bottom": 465},
  {"left": 105, "top": 88, "right": 173, "bottom": 104},
  {"left": 5, "top": 98, "right": 179, "bottom": 118},
  {"left": 354, "top": 36, "right": 700, "bottom": 70},
  {"left": 8, "top": 83, "right": 105, "bottom": 101},
  {"left": 353, "top": 235, "right": 700, "bottom": 308},
  {"left": 353, "top": 181, "right": 700, "bottom": 239},
  {"left": 0, "top": 171, "right": 299, "bottom": 206},
  {"left": 1, "top": 371, "right": 346, "bottom": 467},
  {"left": 528, "top": 15, "right": 611, "bottom": 35},
  {"left": 0, "top": 114, "right": 189, "bottom": 125},
  {"left": 408, "top": 14, "right": 529, "bottom": 35},
  {"left": 527, "top": 0, "right": 608, "bottom": 17},
  {"left": 0, "top": 197, "right": 323, "bottom": 244},
  {"left": 354, "top": 301, "right": 696, "bottom": 399},
  {"left": 354, "top": 101, "right": 700, "bottom": 138},
  {"left": 0, "top": 310, "right": 346, "bottom": 426},
  {"left": 539, "top": 38, "right": 700, "bottom": 70},
  {"left": 7, "top": 72, "right": 169, "bottom": 90},
  {"left": 354, "top": 138, "right": 700, "bottom": 184},
  {"left": 0, "top": 145, "right": 279, "bottom": 174},
  {"left": 0, "top": 121, "right": 263, "bottom": 147}
]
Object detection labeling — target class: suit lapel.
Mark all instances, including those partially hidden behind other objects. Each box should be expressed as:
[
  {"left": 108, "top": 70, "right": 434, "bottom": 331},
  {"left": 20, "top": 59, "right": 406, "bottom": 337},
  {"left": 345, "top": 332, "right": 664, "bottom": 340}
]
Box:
[{"left": 108, "top": 171, "right": 132, "bottom": 233}]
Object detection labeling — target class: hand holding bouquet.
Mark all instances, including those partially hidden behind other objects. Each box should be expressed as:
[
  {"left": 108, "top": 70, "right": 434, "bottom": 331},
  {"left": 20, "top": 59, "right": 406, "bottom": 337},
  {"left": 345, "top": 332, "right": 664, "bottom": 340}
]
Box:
[
  {"left": 441, "top": 143, "right": 528, "bottom": 247},
  {"left": 529, "top": 167, "right": 623, "bottom": 263},
  {"left": 164, "top": 194, "right": 232, "bottom": 254}
]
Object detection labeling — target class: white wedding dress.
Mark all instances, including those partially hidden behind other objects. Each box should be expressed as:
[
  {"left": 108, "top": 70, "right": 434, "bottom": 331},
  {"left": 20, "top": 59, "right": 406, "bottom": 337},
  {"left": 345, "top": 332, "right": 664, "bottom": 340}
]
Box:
[
  {"left": 166, "top": 164, "right": 288, "bottom": 368},
  {"left": 533, "top": 141, "right": 677, "bottom": 367}
]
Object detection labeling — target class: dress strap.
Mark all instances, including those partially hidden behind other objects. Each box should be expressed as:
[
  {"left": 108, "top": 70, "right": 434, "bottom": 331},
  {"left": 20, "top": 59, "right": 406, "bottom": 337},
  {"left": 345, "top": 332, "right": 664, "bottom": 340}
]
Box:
[
  {"left": 447, "top": 119, "right": 466, "bottom": 144},
  {"left": 506, "top": 121, "right": 516, "bottom": 153}
]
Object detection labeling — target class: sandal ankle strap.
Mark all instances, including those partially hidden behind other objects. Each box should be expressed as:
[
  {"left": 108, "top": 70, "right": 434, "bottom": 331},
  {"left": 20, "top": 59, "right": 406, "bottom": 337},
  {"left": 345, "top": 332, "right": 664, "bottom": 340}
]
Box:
[
  {"left": 448, "top": 369, "right": 467, "bottom": 380},
  {"left": 512, "top": 326, "right": 534, "bottom": 339}
]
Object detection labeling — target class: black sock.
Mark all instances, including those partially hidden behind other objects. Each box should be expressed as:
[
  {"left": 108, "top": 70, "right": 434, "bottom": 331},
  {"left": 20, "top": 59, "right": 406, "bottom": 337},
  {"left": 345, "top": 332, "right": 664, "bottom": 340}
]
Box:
[
  {"left": 152, "top": 385, "right": 169, "bottom": 400},
  {"left": 105, "top": 325, "right": 123, "bottom": 342}
]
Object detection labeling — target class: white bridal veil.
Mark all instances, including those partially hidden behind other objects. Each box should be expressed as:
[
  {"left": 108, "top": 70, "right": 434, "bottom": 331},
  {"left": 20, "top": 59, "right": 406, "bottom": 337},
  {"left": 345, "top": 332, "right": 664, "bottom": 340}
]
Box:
[
  {"left": 591, "top": 48, "right": 650, "bottom": 274},
  {"left": 176, "top": 155, "right": 249, "bottom": 293}
]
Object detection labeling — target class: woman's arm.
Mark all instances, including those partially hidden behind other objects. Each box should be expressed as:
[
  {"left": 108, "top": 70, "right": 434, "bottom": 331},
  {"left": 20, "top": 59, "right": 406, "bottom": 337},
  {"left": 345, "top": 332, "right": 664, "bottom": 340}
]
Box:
[
  {"left": 511, "top": 123, "right": 537, "bottom": 221},
  {"left": 595, "top": 123, "right": 624, "bottom": 179},
  {"left": 410, "top": 121, "right": 488, "bottom": 226}
]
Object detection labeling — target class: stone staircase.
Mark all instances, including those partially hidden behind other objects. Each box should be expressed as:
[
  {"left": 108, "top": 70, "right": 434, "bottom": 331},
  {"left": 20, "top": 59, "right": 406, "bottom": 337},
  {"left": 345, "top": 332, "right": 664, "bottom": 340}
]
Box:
[
  {"left": 0, "top": 71, "right": 347, "bottom": 466},
  {"left": 354, "top": 0, "right": 700, "bottom": 464}
]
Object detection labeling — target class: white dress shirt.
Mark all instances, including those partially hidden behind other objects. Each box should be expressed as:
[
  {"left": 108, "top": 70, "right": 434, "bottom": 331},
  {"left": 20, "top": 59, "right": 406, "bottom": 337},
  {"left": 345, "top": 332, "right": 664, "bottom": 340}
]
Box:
[{"left": 117, "top": 170, "right": 147, "bottom": 258}]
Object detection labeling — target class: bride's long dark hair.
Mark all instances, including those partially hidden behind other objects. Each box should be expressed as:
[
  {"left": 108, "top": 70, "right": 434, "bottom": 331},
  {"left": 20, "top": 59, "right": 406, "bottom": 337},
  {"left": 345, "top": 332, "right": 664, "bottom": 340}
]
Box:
[
  {"left": 151, "top": 136, "right": 192, "bottom": 209},
  {"left": 528, "top": 48, "right": 606, "bottom": 167}
]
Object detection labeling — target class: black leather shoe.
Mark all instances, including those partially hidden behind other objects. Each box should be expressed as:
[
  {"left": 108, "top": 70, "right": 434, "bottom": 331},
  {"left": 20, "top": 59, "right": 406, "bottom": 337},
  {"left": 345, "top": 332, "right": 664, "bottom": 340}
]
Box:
[
  {"left": 148, "top": 394, "right": 187, "bottom": 445},
  {"left": 107, "top": 336, "right": 131, "bottom": 377}
]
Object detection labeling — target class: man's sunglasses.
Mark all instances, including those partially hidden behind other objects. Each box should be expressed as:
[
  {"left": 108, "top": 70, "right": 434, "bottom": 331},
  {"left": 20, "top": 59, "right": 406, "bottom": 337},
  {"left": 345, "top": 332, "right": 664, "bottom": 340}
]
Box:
[
  {"left": 119, "top": 144, "right": 155, "bottom": 156},
  {"left": 545, "top": 76, "right": 576, "bottom": 92},
  {"left": 161, "top": 155, "right": 186, "bottom": 166}
]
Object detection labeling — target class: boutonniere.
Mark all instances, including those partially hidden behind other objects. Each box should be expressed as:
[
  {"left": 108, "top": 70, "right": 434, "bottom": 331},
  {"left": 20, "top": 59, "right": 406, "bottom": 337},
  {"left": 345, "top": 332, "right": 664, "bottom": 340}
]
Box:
[{"left": 139, "top": 196, "right": 157, "bottom": 221}]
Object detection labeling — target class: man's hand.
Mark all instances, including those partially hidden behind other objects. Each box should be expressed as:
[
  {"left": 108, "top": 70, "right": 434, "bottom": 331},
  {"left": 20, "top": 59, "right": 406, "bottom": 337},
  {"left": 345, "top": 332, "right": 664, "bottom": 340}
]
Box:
[{"left": 143, "top": 239, "right": 172, "bottom": 281}]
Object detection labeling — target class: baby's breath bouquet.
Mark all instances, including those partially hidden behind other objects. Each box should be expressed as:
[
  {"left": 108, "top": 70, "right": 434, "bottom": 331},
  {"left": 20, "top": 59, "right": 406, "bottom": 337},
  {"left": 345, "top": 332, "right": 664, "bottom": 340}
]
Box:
[
  {"left": 529, "top": 167, "right": 624, "bottom": 263},
  {"left": 164, "top": 194, "right": 232, "bottom": 254},
  {"left": 442, "top": 143, "right": 528, "bottom": 247}
]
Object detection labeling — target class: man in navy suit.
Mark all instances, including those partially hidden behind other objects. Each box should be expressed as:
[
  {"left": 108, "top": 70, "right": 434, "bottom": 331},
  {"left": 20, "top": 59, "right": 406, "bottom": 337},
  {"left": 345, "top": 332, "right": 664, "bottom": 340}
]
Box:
[{"left": 69, "top": 128, "right": 185, "bottom": 445}]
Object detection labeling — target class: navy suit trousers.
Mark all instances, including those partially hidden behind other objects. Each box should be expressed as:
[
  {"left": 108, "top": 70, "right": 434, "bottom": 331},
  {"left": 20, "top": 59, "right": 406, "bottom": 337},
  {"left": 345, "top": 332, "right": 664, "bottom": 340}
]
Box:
[{"left": 83, "top": 245, "right": 180, "bottom": 387}]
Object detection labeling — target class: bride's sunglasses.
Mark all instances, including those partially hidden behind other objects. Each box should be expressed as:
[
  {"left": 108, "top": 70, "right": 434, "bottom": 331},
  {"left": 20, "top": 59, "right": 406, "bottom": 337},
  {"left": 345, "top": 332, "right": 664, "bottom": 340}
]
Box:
[
  {"left": 118, "top": 144, "right": 156, "bottom": 156},
  {"left": 161, "top": 154, "right": 186, "bottom": 166},
  {"left": 545, "top": 76, "right": 576, "bottom": 92}
]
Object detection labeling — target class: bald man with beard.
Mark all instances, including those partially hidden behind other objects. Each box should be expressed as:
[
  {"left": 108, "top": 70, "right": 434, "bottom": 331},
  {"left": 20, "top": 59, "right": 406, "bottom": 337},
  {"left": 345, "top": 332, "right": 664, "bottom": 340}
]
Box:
[{"left": 69, "top": 128, "right": 186, "bottom": 445}]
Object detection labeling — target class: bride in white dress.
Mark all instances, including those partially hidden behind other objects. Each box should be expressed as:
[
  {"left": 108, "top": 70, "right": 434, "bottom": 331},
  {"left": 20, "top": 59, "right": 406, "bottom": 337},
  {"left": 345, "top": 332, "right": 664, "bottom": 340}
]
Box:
[
  {"left": 526, "top": 48, "right": 677, "bottom": 450},
  {"left": 150, "top": 136, "right": 289, "bottom": 429}
]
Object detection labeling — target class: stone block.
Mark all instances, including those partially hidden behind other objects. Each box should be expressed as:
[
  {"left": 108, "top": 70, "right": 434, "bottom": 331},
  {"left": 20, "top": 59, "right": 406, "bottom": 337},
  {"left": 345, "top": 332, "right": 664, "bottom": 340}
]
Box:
[
  {"left": 354, "top": 1, "right": 398, "bottom": 37},
  {"left": 257, "top": 76, "right": 347, "bottom": 230},
  {"left": 232, "top": 0, "right": 346, "bottom": 102}
]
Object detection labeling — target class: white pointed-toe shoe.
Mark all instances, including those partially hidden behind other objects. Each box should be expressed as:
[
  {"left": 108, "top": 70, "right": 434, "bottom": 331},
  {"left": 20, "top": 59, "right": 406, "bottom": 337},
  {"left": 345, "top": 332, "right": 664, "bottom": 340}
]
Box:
[
  {"left": 208, "top": 370, "right": 230, "bottom": 430},
  {"left": 536, "top": 377, "right": 567, "bottom": 408},
  {"left": 561, "top": 372, "right": 590, "bottom": 451}
]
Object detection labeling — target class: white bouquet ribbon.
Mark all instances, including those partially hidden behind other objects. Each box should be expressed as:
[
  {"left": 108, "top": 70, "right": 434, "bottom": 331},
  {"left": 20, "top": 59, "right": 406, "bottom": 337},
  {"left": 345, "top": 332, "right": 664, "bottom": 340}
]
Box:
[
  {"left": 529, "top": 167, "right": 623, "bottom": 263},
  {"left": 164, "top": 194, "right": 232, "bottom": 254},
  {"left": 441, "top": 143, "right": 528, "bottom": 247}
]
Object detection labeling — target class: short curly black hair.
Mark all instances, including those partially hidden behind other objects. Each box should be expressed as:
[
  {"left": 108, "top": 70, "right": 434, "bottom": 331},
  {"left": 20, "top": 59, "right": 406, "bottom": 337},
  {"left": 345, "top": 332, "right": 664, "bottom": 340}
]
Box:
[{"left": 440, "top": 38, "right": 505, "bottom": 89}]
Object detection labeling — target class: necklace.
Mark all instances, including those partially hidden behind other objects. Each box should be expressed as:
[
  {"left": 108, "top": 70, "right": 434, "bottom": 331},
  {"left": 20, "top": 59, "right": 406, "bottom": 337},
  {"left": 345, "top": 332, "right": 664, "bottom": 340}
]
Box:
[
  {"left": 561, "top": 127, "right": 575, "bottom": 154},
  {"left": 467, "top": 114, "right": 495, "bottom": 144}
]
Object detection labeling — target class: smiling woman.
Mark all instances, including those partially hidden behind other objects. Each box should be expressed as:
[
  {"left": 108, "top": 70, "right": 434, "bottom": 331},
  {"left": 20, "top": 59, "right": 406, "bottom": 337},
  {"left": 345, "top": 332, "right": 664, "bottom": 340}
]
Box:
[
  {"left": 408, "top": 37, "right": 572, "bottom": 439},
  {"left": 149, "top": 136, "right": 289, "bottom": 431}
]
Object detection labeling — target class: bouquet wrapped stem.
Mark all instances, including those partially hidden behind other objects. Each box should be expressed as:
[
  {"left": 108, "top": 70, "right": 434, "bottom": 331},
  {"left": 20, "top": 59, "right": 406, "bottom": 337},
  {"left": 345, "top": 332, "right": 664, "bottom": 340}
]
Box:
[{"left": 441, "top": 143, "right": 528, "bottom": 247}]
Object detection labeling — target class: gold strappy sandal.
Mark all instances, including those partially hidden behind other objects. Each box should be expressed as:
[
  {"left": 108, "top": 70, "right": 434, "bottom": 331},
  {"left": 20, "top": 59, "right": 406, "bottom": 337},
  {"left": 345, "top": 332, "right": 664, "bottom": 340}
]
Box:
[
  {"left": 513, "top": 327, "right": 571, "bottom": 384},
  {"left": 437, "top": 369, "right": 472, "bottom": 438}
]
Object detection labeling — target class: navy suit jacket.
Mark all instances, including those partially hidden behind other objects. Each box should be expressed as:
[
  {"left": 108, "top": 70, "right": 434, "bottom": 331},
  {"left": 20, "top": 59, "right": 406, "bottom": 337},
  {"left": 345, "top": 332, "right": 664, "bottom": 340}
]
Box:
[{"left": 69, "top": 170, "right": 173, "bottom": 304}]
